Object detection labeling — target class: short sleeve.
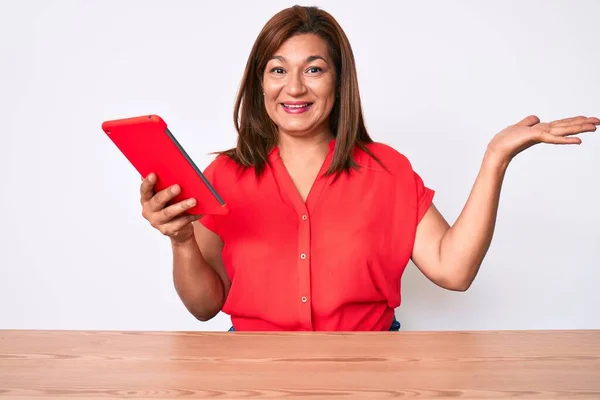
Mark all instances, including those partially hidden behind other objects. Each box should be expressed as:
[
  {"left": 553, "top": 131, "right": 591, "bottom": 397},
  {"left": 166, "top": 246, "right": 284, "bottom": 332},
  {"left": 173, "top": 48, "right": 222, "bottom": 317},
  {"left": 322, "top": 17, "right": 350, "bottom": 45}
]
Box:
[{"left": 413, "top": 170, "right": 435, "bottom": 223}]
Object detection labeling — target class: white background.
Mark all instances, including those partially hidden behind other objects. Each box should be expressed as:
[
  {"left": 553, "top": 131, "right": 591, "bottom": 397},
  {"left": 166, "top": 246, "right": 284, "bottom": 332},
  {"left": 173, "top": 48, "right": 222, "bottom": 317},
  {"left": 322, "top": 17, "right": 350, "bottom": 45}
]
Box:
[{"left": 1, "top": 0, "right": 598, "bottom": 331}]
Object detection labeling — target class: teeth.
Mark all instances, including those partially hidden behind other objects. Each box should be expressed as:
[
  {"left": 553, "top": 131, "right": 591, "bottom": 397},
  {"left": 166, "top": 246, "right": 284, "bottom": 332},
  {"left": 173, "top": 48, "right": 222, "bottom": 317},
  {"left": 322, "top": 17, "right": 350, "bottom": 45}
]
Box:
[{"left": 284, "top": 103, "right": 310, "bottom": 108}]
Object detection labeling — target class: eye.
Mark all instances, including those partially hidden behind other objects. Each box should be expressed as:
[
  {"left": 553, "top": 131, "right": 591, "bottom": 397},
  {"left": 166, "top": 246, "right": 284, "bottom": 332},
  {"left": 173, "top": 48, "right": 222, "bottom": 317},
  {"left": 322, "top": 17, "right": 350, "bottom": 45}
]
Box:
[
  {"left": 306, "top": 67, "right": 322, "bottom": 74},
  {"left": 270, "top": 67, "right": 285, "bottom": 74}
]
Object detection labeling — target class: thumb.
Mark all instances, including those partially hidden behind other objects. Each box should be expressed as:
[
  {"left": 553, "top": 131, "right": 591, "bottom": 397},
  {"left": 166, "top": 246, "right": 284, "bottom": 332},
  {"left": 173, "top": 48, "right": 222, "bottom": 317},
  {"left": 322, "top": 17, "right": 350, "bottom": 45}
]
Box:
[{"left": 515, "top": 115, "right": 541, "bottom": 127}]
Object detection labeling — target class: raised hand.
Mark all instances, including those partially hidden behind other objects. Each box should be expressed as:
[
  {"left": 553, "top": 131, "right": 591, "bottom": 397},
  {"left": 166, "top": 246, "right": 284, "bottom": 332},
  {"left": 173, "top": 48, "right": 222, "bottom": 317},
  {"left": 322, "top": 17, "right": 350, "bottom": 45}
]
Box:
[
  {"left": 140, "top": 173, "right": 201, "bottom": 244},
  {"left": 487, "top": 115, "right": 599, "bottom": 164}
]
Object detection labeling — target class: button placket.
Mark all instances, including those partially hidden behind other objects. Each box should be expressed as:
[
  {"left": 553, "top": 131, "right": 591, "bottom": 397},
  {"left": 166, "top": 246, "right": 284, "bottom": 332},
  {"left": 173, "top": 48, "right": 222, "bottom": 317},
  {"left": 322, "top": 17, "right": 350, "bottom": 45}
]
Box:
[{"left": 297, "top": 210, "right": 311, "bottom": 325}]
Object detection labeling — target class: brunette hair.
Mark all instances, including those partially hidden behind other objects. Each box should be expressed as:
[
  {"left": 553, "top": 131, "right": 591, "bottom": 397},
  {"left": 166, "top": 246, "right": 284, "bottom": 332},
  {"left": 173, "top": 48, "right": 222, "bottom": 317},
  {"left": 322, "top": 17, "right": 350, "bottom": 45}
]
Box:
[{"left": 220, "top": 5, "right": 381, "bottom": 177}]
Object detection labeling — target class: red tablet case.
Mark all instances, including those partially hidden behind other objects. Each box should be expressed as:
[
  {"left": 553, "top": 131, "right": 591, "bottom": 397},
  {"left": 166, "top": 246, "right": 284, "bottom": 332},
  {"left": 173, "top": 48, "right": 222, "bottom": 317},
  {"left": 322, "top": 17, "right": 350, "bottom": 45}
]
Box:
[{"left": 101, "top": 114, "right": 229, "bottom": 215}]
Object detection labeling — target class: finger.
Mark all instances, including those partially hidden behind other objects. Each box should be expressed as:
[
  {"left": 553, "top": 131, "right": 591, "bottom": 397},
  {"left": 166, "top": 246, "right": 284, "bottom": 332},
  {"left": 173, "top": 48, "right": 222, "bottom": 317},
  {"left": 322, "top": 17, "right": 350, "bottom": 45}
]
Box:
[
  {"left": 156, "top": 198, "right": 198, "bottom": 224},
  {"left": 550, "top": 123, "right": 597, "bottom": 137},
  {"left": 552, "top": 116, "right": 598, "bottom": 127},
  {"left": 515, "top": 115, "right": 541, "bottom": 127},
  {"left": 147, "top": 184, "right": 181, "bottom": 212},
  {"left": 549, "top": 115, "right": 587, "bottom": 126},
  {"left": 540, "top": 131, "right": 582, "bottom": 145},
  {"left": 159, "top": 214, "right": 201, "bottom": 237},
  {"left": 140, "top": 173, "right": 157, "bottom": 204}
]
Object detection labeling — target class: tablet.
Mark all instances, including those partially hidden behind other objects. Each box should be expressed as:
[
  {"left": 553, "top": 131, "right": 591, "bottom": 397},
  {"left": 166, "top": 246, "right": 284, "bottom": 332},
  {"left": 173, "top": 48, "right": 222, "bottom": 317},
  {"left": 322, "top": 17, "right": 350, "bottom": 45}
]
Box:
[{"left": 101, "top": 114, "right": 229, "bottom": 215}]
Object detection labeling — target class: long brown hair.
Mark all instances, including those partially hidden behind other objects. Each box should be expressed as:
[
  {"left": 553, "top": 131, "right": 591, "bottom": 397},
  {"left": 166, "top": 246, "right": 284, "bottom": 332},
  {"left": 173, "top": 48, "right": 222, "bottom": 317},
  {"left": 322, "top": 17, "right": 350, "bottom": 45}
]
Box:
[{"left": 220, "top": 5, "right": 381, "bottom": 177}]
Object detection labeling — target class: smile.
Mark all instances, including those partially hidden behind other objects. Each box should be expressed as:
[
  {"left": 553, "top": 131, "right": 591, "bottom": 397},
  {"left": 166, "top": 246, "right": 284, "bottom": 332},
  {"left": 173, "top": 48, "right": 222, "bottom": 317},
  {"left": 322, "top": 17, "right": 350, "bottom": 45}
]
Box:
[{"left": 281, "top": 102, "right": 313, "bottom": 114}]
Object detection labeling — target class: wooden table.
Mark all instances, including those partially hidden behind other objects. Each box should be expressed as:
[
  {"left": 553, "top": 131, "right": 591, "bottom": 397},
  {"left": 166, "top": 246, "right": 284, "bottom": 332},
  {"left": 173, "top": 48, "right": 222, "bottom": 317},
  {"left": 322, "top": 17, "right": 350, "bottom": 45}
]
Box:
[{"left": 1, "top": 330, "right": 599, "bottom": 399}]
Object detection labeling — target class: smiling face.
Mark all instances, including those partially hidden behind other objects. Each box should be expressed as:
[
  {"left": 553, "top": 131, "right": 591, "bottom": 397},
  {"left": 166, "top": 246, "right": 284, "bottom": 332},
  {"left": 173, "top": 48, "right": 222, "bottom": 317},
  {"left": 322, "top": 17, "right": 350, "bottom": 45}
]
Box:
[{"left": 262, "top": 33, "right": 337, "bottom": 140}]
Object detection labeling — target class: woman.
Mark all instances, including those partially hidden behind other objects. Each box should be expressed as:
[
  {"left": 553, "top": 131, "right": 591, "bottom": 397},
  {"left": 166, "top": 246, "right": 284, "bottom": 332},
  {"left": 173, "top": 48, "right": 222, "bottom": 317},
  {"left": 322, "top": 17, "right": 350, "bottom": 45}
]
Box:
[{"left": 139, "top": 6, "right": 598, "bottom": 331}]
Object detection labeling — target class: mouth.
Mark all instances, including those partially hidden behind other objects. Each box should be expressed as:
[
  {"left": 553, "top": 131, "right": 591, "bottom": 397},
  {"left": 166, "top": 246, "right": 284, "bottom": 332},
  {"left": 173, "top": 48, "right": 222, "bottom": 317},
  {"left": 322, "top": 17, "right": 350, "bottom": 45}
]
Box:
[{"left": 281, "top": 102, "right": 313, "bottom": 114}]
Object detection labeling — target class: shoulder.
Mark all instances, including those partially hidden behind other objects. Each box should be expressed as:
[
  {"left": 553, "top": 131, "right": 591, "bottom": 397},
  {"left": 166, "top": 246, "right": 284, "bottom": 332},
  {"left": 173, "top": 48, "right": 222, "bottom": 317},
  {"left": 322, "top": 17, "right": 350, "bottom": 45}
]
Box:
[
  {"left": 204, "top": 153, "right": 234, "bottom": 171},
  {"left": 356, "top": 141, "right": 414, "bottom": 174},
  {"left": 360, "top": 141, "right": 435, "bottom": 216},
  {"left": 202, "top": 153, "right": 243, "bottom": 181}
]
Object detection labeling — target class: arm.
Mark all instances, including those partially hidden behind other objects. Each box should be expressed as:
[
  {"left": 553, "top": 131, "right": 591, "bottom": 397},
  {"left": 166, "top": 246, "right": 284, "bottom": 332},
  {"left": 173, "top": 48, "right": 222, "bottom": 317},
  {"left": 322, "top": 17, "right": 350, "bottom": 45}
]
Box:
[
  {"left": 411, "top": 114, "right": 598, "bottom": 291},
  {"left": 411, "top": 150, "right": 507, "bottom": 291},
  {"left": 171, "top": 221, "right": 231, "bottom": 321},
  {"left": 139, "top": 172, "right": 231, "bottom": 321}
]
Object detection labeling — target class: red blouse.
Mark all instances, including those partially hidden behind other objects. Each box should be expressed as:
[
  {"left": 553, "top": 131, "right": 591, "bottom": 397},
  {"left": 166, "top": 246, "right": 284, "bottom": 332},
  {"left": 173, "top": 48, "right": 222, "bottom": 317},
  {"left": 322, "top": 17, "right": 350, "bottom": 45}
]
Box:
[{"left": 200, "top": 139, "right": 434, "bottom": 331}]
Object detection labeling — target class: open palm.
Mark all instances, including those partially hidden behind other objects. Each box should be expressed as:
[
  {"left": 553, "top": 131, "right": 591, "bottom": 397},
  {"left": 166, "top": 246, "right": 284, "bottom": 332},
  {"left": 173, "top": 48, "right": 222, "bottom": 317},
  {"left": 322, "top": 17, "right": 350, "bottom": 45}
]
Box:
[{"left": 488, "top": 115, "right": 599, "bottom": 162}]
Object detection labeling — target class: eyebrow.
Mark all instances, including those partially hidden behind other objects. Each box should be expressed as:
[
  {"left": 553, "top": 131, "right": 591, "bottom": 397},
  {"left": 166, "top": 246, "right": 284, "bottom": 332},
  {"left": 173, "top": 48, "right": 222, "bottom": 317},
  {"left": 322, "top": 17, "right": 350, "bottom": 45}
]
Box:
[{"left": 269, "top": 55, "right": 328, "bottom": 64}]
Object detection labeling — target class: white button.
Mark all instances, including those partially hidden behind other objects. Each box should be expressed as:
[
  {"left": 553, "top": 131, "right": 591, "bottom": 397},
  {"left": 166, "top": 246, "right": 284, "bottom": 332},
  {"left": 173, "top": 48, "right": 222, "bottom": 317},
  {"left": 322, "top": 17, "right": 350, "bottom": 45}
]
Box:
[
  {"left": 301, "top": 215, "right": 308, "bottom": 221},
  {"left": 300, "top": 253, "right": 307, "bottom": 259},
  {"left": 301, "top": 296, "right": 307, "bottom": 303}
]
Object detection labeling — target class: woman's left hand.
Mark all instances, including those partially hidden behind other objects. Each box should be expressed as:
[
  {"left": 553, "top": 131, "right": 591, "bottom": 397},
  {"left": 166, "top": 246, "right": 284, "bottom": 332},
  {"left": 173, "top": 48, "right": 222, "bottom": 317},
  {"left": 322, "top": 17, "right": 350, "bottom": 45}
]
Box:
[{"left": 487, "top": 115, "right": 599, "bottom": 165}]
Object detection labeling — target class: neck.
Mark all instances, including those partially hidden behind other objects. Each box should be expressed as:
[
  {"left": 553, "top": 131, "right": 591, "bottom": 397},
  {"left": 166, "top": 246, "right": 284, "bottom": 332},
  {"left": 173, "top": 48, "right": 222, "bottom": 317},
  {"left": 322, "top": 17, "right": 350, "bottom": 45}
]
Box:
[{"left": 277, "top": 128, "right": 334, "bottom": 163}]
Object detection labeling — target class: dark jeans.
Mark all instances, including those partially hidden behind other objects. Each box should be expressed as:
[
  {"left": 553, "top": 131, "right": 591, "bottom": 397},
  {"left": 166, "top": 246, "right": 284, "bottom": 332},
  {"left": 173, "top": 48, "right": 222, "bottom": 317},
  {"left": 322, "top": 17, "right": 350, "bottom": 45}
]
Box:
[{"left": 228, "top": 316, "right": 401, "bottom": 331}]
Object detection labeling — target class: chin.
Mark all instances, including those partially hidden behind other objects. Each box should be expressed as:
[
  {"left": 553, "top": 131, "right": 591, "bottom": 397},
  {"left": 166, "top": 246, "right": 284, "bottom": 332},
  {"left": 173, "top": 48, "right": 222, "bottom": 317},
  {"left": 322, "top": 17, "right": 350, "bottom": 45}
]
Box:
[
  {"left": 274, "top": 115, "right": 324, "bottom": 136},
  {"left": 277, "top": 122, "right": 319, "bottom": 136}
]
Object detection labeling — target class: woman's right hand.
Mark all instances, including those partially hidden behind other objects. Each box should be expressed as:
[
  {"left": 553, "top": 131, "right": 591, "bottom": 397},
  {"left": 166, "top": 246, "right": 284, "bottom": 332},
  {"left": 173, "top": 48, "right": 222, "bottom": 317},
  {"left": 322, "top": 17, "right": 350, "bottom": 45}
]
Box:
[{"left": 140, "top": 173, "right": 201, "bottom": 244}]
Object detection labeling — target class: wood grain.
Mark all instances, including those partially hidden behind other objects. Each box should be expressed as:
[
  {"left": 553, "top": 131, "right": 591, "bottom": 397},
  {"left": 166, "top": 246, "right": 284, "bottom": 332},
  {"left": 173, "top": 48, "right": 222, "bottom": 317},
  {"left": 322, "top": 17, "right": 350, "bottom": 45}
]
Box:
[{"left": 1, "top": 330, "right": 599, "bottom": 399}]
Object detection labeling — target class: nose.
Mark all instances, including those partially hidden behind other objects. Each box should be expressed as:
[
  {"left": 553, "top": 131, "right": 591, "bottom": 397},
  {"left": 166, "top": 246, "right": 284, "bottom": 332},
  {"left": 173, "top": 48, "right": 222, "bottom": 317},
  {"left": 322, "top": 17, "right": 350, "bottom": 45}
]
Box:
[{"left": 285, "top": 71, "right": 307, "bottom": 97}]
